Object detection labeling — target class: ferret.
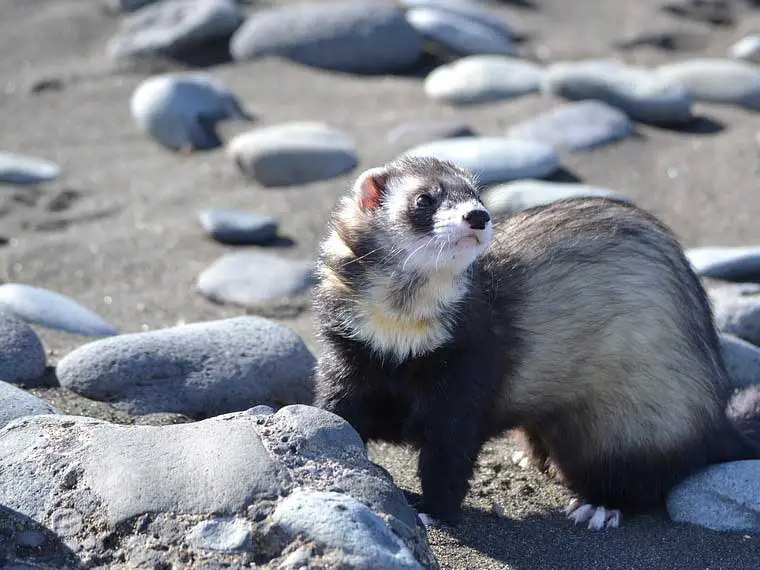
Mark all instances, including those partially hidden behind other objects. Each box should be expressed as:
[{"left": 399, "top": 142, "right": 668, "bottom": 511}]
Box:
[{"left": 311, "top": 155, "right": 760, "bottom": 530}]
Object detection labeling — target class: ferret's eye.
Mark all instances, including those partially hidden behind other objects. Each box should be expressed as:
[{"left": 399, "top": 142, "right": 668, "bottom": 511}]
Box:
[{"left": 415, "top": 193, "right": 434, "bottom": 208}]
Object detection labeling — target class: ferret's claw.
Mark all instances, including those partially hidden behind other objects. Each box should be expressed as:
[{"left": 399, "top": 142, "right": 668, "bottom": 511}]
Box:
[{"left": 564, "top": 499, "right": 622, "bottom": 530}]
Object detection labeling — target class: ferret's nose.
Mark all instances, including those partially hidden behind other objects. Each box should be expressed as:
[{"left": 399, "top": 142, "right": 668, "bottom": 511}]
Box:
[{"left": 463, "top": 209, "right": 490, "bottom": 230}]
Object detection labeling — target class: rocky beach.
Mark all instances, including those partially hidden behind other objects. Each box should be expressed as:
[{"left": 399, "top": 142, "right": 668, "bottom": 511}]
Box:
[{"left": 2, "top": 0, "right": 760, "bottom": 568}]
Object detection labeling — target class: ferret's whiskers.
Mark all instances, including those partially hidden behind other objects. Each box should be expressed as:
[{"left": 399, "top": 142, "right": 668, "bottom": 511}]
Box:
[{"left": 402, "top": 237, "right": 436, "bottom": 271}]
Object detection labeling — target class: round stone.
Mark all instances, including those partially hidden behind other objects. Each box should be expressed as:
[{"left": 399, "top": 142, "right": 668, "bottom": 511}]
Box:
[
  {"left": 543, "top": 59, "right": 693, "bottom": 124},
  {"left": 0, "top": 151, "right": 60, "bottom": 185},
  {"left": 106, "top": 0, "right": 244, "bottom": 62},
  {"left": 424, "top": 55, "right": 543, "bottom": 105},
  {"left": 130, "top": 73, "right": 252, "bottom": 151},
  {"left": 506, "top": 100, "right": 634, "bottom": 152},
  {"left": 0, "top": 311, "right": 46, "bottom": 384},
  {"left": 730, "top": 35, "right": 760, "bottom": 64},
  {"left": 402, "top": 137, "right": 560, "bottom": 185},
  {"left": 686, "top": 246, "right": 760, "bottom": 282},
  {"left": 657, "top": 58, "right": 760, "bottom": 110},
  {"left": 230, "top": 1, "right": 425, "bottom": 74},
  {"left": 400, "top": 0, "right": 513, "bottom": 40},
  {"left": 0, "top": 380, "right": 59, "bottom": 430},
  {"left": 405, "top": 7, "right": 516, "bottom": 57},
  {"left": 197, "top": 251, "right": 315, "bottom": 307},
  {"left": 481, "top": 179, "right": 632, "bottom": 216},
  {"left": 198, "top": 210, "right": 279, "bottom": 245},
  {"left": 227, "top": 122, "right": 358, "bottom": 188}
]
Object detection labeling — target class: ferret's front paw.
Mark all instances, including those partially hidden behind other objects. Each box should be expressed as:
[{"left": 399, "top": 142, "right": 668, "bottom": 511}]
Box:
[{"left": 564, "top": 499, "right": 622, "bottom": 530}]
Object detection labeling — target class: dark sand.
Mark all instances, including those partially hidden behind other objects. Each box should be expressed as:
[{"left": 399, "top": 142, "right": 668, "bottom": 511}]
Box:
[{"left": 2, "top": 0, "right": 760, "bottom": 568}]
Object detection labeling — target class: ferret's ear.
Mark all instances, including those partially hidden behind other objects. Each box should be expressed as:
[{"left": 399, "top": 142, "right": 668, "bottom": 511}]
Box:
[{"left": 354, "top": 167, "right": 389, "bottom": 212}]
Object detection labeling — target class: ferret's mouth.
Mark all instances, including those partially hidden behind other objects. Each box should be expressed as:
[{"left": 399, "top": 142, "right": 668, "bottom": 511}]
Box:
[{"left": 453, "top": 233, "right": 481, "bottom": 248}]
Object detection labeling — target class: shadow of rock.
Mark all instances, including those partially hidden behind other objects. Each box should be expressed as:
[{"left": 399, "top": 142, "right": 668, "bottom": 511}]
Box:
[
  {"left": 650, "top": 115, "right": 726, "bottom": 135},
  {"left": 545, "top": 167, "right": 583, "bottom": 183}
]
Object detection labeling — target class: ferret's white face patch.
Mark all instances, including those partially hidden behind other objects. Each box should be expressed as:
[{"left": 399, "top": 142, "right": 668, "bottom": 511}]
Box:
[{"left": 428, "top": 199, "right": 493, "bottom": 273}]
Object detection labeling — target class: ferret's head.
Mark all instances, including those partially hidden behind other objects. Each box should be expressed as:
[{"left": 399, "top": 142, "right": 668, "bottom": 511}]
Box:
[{"left": 329, "top": 156, "right": 493, "bottom": 277}]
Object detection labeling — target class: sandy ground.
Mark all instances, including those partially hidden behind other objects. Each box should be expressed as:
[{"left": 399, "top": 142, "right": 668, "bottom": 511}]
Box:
[{"left": 2, "top": 0, "right": 760, "bottom": 568}]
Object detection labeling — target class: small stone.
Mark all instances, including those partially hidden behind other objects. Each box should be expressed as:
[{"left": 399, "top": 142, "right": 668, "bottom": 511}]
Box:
[
  {"left": 400, "top": 0, "right": 513, "bottom": 40},
  {"left": 197, "top": 251, "right": 315, "bottom": 307},
  {"left": 227, "top": 122, "right": 358, "bottom": 188},
  {"left": 710, "top": 285, "right": 760, "bottom": 346},
  {"left": 386, "top": 120, "right": 474, "bottom": 147},
  {"left": 666, "top": 461, "right": 760, "bottom": 532},
  {"left": 543, "top": 59, "right": 693, "bottom": 124},
  {"left": 720, "top": 333, "right": 760, "bottom": 390},
  {"left": 405, "top": 7, "right": 515, "bottom": 57},
  {"left": 186, "top": 518, "right": 251, "bottom": 552},
  {"left": 730, "top": 35, "right": 760, "bottom": 64},
  {"left": 506, "top": 100, "right": 633, "bottom": 152},
  {"left": 424, "top": 55, "right": 543, "bottom": 105},
  {"left": 402, "top": 137, "right": 560, "bottom": 185},
  {"left": 481, "top": 179, "right": 631, "bottom": 216},
  {"left": 0, "top": 283, "right": 118, "bottom": 337},
  {"left": 130, "top": 73, "right": 252, "bottom": 152},
  {"left": 0, "top": 151, "right": 60, "bottom": 185},
  {"left": 55, "top": 316, "right": 315, "bottom": 416},
  {"left": 0, "top": 380, "right": 59, "bottom": 430},
  {"left": 230, "top": 1, "right": 425, "bottom": 74},
  {"left": 686, "top": 246, "right": 760, "bottom": 282},
  {"left": 657, "top": 58, "right": 760, "bottom": 110},
  {"left": 107, "top": 0, "right": 244, "bottom": 62},
  {"left": 0, "top": 311, "right": 47, "bottom": 384},
  {"left": 50, "top": 508, "right": 83, "bottom": 537},
  {"left": 271, "top": 489, "right": 422, "bottom": 570},
  {"left": 198, "top": 210, "right": 279, "bottom": 245}
]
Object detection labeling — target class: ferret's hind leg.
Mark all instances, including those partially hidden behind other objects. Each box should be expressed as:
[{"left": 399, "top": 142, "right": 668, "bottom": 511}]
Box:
[
  {"left": 511, "top": 426, "right": 552, "bottom": 472},
  {"left": 564, "top": 499, "right": 622, "bottom": 530}
]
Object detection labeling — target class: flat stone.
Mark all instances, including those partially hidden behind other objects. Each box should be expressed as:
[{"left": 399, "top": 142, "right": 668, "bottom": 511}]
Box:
[
  {"left": 0, "top": 406, "right": 435, "bottom": 568},
  {"left": 271, "top": 489, "right": 422, "bottom": 570},
  {"left": 424, "top": 55, "right": 543, "bottom": 105},
  {"left": 230, "top": 1, "right": 425, "bottom": 75},
  {"left": 481, "top": 179, "right": 631, "bottom": 216},
  {"left": 197, "top": 251, "right": 316, "bottom": 307},
  {"left": 710, "top": 284, "right": 760, "bottom": 346},
  {"left": 667, "top": 461, "right": 760, "bottom": 532},
  {"left": 0, "top": 311, "right": 46, "bottom": 384},
  {"left": 107, "top": 0, "right": 244, "bottom": 61},
  {"left": 227, "top": 122, "right": 358, "bottom": 187},
  {"left": 402, "top": 137, "right": 560, "bottom": 185},
  {"left": 198, "top": 209, "right": 279, "bottom": 245},
  {"left": 0, "top": 283, "right": 118, "bottom": 337},
  {"left": 103, "top": 0, "right": 160, "bottom": 11},
  {"left": 720, "top": 333, "right": 760, "bottom": 390},
  {"left": 0, "top": 151, "right": 60, "bottom": 185},
  {"left": 130, "top": 73, "right": 252, "bottom": 152},
  {"left": 543, "top": 59, "right": 693, "bottom": 124},
  {"left": 0, "top": 380, "right": 59, "bottom": 430},
  {"left": 657, "top": 58, "right": 760, "bottom": 110},
  {"left": 506, "top": 100, "right": 633, "bottom": 152},
  {"left": 730, "top": 35, "right": 760, "bottom": 64},
  {"left": 400, "top": 0, "right": 513, "bottom": 40},
  {"left": 686, "top": 246, "right": 760, "bottom": 282},
  {"left": 406, "top": 7, "right": 515, "bottom": 57},
  {"left": 56, "top": 316, "right": 315, "bottom": 416},
  {"left": 386, "top": 119, "right": 475, "bottom": 147}
]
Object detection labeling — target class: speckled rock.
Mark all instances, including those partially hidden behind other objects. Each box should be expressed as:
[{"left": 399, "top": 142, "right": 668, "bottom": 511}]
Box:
[
  {"left": 657, "top": 58, "right": 760, "bottom": 110},
  {"left": 667, "top": 461, "right": 760, "bottom": 532},
  {"left": 543, "top": 59, "right": 693, "bottom": 124},
  {"left": 0, "top": 151, "right": 60, "bottom": 185},
  {"left": 130, "top": 73, "right": 252, "bottom": 151},
  {"left": 230, "top": 1, "right": 425, "bottom": 74},
  {"left": 0, "top": 311, "right": 46, "bottom": 384},
  {"left": 0, "top": 381, "right": 58, "bottom": 430},
  {"left": 56, "top": 316, "right": 316, "bottom": 416},
  {"left": 481, "top": 179, "right": 631, "bottom": 216},
  {"left": 0, "top": 405, "right": 437, "bottom": 568},
  {"left": 687, "top": 246, "right": 760, "bottom": 283},
  {"left": 0, "top": 283, "right": 118, "bottom": 337},
  {"left": 402, "top": 137, "right": 560, "bottom": 185},
  {"left": 107, "top": 0, "right": 244, "bottom": 62},
  {"left": 720, "top": 333, "right": 760, "bottom": 390},
  {"left": 506, "top": 100, "right": 633, "bottom": 151},
  {"left": 227, "top": 122, "right": 358, "bottom": 187},
  {"left": 424, "top": 55, "right": 543, "bottom": 105},
  {"left": 197, "top": 251, "right": 316, "bottom": 307}
]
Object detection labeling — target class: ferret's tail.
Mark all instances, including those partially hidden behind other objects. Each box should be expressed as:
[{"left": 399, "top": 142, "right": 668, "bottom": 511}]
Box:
[{"left": 725, "top": 384, "right": 760, "bottom": 460}]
